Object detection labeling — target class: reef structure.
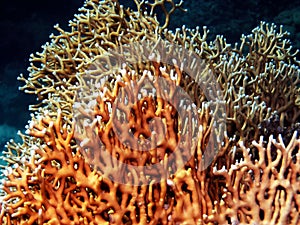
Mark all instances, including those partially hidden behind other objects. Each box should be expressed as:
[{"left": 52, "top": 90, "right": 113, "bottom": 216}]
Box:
[{"left": 0, "top": 0, "right": 299, "bottom": 224}]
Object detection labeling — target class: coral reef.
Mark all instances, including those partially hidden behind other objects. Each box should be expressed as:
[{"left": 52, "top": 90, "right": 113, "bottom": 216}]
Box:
[{"left": 0, "top": 0, "right": 299, "bottom": 224}]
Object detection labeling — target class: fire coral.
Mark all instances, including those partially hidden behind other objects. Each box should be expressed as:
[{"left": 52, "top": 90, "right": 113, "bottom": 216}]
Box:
[{"left": 0, "top": 0, "right": 299, "bottom": 224}]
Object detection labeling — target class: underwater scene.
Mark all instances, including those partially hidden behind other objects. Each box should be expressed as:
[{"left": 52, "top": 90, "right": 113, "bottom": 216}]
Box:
[{"left": 0, "top": 0, "right": 300, "bottom": 224}]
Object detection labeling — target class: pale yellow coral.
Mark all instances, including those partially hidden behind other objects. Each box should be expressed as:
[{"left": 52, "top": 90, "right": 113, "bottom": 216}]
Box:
[{"left": 1, "top": 0, "right": 300, "bottom": 224}]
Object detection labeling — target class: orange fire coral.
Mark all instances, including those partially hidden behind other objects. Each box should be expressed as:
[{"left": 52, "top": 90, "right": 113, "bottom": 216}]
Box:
[
  {"left": 211, "top": 133, "right": 300, "bottom": 224},
  {"left": 0, "top": 0, "right": 300, "bottom": 224}
]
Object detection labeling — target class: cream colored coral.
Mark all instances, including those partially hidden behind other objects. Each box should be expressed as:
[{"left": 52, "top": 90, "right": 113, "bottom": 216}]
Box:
[{"left": 1, "top": 0, "right": 300, "bottom": 224}]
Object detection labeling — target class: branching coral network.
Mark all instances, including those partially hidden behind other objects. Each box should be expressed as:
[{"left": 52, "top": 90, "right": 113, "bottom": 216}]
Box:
[{"left": 0, "top": 0, "right": 300, "bottom": 224}]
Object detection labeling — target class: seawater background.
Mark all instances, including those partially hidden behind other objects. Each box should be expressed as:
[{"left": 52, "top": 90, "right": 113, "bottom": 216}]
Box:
[{"left": 0, "top": 0, "right": 299, "bottom": 167}]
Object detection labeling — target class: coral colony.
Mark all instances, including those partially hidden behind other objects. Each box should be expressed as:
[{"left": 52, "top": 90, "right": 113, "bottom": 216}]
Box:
[{"left": 0, "top": 0, "right": 300, "bottom": 224}]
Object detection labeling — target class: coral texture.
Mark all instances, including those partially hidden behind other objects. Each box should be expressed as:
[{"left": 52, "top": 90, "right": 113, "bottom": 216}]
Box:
[{"left": 0, "top": 0, "right": 300, "bottom": 224}]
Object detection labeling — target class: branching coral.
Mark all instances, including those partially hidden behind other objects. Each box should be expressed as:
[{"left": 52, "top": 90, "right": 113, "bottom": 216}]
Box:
[
  {"left": 210, "top": 132, "right": 300, "bottom": 224},
  {"left": 0, "top": 0, "right": 300, "bottom": 224},
  {"left": 164, "top": 21, "right": 300, "bottom": 142}
]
